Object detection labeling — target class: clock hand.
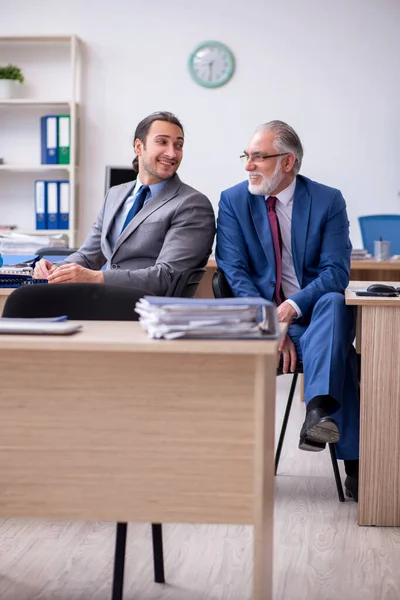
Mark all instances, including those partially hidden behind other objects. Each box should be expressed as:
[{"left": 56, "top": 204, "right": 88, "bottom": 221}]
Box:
[{"left": 208, "top": 61, "right": 214, "bottom": 82}]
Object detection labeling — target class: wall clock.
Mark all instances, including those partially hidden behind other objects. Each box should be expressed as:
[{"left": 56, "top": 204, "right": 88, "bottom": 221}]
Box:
[{"left": 188, "top": 41, "right": 235, "bottom": 88}]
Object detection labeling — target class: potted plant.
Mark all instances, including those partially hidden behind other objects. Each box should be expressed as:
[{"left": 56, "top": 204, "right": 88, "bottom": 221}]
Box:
[{"left": 0, "top": 64, "right": 24, "bottom": 99}]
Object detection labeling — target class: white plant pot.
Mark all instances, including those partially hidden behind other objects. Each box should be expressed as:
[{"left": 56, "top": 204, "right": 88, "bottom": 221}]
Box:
[{"left": 0, "top": 79, "right": 20, "bottom": 99}]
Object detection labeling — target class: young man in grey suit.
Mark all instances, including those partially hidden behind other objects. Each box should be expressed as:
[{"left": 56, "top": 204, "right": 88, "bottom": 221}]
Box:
[{"left": 34, "top": 111, "right": 215, "bottom": 295}]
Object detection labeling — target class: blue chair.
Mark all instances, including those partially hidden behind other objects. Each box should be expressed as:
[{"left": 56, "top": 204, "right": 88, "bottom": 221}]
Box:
[{"left": 359, "top": 215, "right": 400, "bottom": 255}]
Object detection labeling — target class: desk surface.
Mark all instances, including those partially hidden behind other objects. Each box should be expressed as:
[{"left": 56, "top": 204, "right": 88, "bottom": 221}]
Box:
[
  {"left": 346, "top": 281, "right": 400, "bottom": 306},
  {"left": 0, "top": 320, "right": 278, "bottom": 355},
  {"left": 0, "top": 288, "right": 13, "bottom": 297}
]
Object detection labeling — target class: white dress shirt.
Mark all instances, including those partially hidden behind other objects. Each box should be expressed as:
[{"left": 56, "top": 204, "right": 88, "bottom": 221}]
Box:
[{"left": 266, "top": 177, "right": 302, "bottom": 317}]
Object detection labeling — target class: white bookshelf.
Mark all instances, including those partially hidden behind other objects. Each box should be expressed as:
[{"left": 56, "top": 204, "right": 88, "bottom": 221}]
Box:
[
  {"left": 0, "top": 99, "right": 72, "bottom": 106},
  {"left": 0, "top": 35, "right": 81, "bottom": 247},
  {"left": 0, "top": 165, "right": 71, "bottom": 172}
]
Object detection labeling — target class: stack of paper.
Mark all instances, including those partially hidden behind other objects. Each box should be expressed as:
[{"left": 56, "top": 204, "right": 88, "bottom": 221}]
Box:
[
  {"left": 135, "top": 297, "right": 279, "bottom": 340},
  {"left": 351, "top": 248, "right": 371, "bottom": 260},
  {"left": 0, "top": 265, "right": 33, "bottom": 276},
  {"left": 0, "top": 232, "right": 68, "bottom": 255}
]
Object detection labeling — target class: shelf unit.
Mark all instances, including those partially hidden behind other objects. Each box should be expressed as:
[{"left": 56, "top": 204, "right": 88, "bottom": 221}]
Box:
[{"left": 0, "top": 35, "right": 81, "bottom": 247}]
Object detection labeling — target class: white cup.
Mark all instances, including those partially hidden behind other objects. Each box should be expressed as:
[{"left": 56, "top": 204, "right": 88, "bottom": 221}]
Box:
[{"left": 374, "top": 240, "right": 391, "bottom": 261}]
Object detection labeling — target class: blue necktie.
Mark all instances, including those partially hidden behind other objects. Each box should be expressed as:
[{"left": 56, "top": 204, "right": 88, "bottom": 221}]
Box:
[{"left": 120, "top": 185, "right": 150, "bottom": 233}]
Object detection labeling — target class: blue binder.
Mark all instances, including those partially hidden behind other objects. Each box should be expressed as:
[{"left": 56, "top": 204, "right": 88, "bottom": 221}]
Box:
[
  {"left": 40, "top": 115, "right": 58, "bottom": 164},
  {"left": 58, "top": 180, "right": 70, "bottom": 229},
  {"left": 46, "top": 181, "right": 59, "bottom": 229},
  {"left": 35, "top": 180, "right": 47, "bottom": 230}
]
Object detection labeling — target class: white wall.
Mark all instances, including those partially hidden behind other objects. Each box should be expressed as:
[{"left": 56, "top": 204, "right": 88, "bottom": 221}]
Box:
[{"left": 1, "top": 0, "right": 400, "bottom": 247}]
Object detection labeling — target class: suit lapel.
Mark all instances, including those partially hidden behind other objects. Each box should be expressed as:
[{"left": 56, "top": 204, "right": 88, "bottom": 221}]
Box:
[
  {"left": 103, "top": 180, "right": 137, "bottom": 255},
  {"left": 291, "top": 178, "right": 311, "bottom": 287},
  {"left": 113, "top": 174, "right": 181, "bottom": 254},
  {"left": 249, "top": 192, "right": 276, "bottom": 277}
]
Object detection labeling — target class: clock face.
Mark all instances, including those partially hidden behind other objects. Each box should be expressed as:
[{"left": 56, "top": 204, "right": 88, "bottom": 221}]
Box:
[{"left": 189, "top": 41, "right": 235, "bottom": 88}]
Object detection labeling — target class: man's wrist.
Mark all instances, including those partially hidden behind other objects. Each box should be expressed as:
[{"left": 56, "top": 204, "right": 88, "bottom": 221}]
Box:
[
  {"left": 95, "top": 270, "right": 104, "bottom": 283},
  {"left": 286, "top": 299, "right": 302, "bottom": 319}
]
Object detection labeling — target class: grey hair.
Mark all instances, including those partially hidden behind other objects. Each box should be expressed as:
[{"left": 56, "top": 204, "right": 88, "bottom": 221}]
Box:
[{"left": 256, "top": 120, "right": 303, "bottom": 175}]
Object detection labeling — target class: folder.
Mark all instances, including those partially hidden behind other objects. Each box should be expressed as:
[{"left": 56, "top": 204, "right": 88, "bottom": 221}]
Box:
[
  {"left": 35, "top": 180, "right": 47, "bottom": 230},
  {"left": 58, "top": 180, "right": 70, "bottom": 229},
  {"left": 40, "top": 115, "right": 58, "bottom": 164},
  {"left": 46, "top": 181, "right": 59, "bottom": 229},
  {"left": 58, "top": 115, "right": 70, "bottom": 164}
]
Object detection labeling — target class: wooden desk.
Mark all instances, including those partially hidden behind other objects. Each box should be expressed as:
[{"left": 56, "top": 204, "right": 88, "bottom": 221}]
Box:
[
  {"left": 346, "top": 281, "right": 400, "bottom": 526},
  {"left": 0, "top": 288, "right": 12, "bottom": 315},
  {"left": 0, "top": 321, "right": 278, "bottom": 599},
  {"left": 196, "top": 259, "right": 400, "bottom": 299},
  {"left": 350, "top": 260, "right": 400, "bottom": 282}
]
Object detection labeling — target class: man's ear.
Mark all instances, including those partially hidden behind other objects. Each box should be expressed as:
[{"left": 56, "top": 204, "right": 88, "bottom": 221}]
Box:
[
  {"left": 134, "top": 138, "right": 143, "bottom": 156},
  {"left": 283, "top": 153, "right": 296, "bottom": 173}
]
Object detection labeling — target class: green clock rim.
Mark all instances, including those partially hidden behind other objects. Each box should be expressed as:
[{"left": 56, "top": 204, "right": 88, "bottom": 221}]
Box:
[{"left": 188, "top": 40, "right": 235, "bottom": 88}]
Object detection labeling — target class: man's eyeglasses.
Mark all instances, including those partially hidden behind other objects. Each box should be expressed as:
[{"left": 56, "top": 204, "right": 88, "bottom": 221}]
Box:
[{"left": 239, "top": 152, "right": 289, "bottom": 164}]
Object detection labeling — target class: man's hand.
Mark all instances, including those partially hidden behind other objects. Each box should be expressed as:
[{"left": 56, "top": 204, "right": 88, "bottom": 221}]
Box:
[
  {"left": 277, "top": 301, "right": 297, "bottom": 325},
  {"left": 33, "top": 258, "right": 58, "bottom": 279},
  {"left": 278, "top": 334, "right": 297, "bottom": 374},
  {"left": 47, "top": 263, "right": 104, "bottom": 284}
]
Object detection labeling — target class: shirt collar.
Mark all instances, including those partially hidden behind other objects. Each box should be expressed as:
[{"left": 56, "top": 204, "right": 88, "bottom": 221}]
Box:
[
  {"left": 269, "top": 177, "right": 297, "bottom": 206},
  {"left": 134, "top": 176, "right": 168, "bottom": 199}
]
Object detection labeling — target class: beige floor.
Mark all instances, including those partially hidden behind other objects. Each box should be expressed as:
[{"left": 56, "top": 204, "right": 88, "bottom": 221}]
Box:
[{"left": 0, "top": 377, "right": 399, "bottom": 600}]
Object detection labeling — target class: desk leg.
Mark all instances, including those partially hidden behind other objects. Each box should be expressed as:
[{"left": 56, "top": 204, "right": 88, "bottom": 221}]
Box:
[
  {"left": 253, "top": 355, "right": 275, "bottom": 600},
  {"left": 359, "top": 306, "right": 400, "bottom": 526},
  {"left": 111, "top": 522, "right": 127, "bottom": 600}
]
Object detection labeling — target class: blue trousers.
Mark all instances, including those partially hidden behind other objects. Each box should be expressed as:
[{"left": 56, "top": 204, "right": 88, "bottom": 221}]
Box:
[{"left": 288, "top": 292, "right": 360, "bottom": 460}]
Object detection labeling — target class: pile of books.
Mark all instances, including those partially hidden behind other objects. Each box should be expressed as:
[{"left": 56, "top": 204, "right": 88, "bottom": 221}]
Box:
[
  {"left": 135, "top": 297, "right": 279, "bottom": 340},
  {"left": 351, "top": 249, "right": 371, "bottom": 260}
]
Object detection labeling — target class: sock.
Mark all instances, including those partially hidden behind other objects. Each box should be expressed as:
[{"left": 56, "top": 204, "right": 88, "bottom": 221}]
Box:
[
  {"left": 344, "top": 459, "right": 359, "bottom": 477},
  {"left": 306, "top": 395, "right": 340, "bottom": 415}
]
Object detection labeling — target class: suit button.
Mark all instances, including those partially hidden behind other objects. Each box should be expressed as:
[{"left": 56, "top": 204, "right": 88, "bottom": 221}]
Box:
[
  {"left": 270, "top": 281, "right": 276, "bottom": 287},
  {"left": 111, "top": 264, "right": 118, "bottom": 270}
]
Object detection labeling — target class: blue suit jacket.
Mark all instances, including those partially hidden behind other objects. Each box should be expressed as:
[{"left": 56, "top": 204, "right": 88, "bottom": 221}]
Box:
[{"left": 216, "top": 175, "right": 352, "bottom": 320}]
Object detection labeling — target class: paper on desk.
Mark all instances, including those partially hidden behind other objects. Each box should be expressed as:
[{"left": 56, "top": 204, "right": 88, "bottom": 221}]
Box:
[{"left": 135, "top": 296, "right": 279, "bottom": 340}]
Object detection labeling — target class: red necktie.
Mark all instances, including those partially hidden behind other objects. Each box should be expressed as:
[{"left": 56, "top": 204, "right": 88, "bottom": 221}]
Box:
[{"left": 266, "top": 196, "right": 284, "bottom": 305}]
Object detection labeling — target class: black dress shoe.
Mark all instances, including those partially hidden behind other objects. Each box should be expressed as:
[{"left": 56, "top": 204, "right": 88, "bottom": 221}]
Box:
[
  {"left": 298, "top": 408, "right": 340, "bottom": 452},
  {"left": 345, "top": 475, "right": 358, "bottom": 502}
]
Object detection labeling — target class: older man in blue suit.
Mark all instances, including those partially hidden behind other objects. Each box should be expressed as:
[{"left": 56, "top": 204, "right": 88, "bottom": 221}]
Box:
[{"left": 216, "top": 120, "right": 359, "bottom": 501}]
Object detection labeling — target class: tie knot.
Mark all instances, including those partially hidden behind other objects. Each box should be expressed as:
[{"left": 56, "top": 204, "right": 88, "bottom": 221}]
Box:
[
  {"left": 267, "top": 196, "right": 277, "bottom": 211},
  {"left": 137, "top": 185, "right": 150, "bottom": 198}
]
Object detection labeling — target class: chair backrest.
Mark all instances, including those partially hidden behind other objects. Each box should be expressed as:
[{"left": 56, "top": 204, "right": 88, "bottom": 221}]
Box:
[
  {"left": 358, "top": 215, "right": 400, "bottom": 255},
  {"left": 36, "top": 247, "right": 78, "bottom": 259},
  {"left": 168, "top": 267, "right": 206, "bottom": 298},
  {"left": 212, "top": 269, "right": 234, "bottom": 298},
  {"left": 2, "top": 283, "right": 143, "bottom": 321}
]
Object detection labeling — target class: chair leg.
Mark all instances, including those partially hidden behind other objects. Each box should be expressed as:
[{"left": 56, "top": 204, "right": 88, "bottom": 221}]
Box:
[
  {"left": 111, "top": 522, "right": 127, "bottom": 600},
  {"left": 151, "top": 523, "right": 165, "bottom": 583},
  {"left": 328, "top": 444, "right": 345, "bottom": 503},
  {"left": 275, "top": 373, "right": 298, "bottom": 475}
]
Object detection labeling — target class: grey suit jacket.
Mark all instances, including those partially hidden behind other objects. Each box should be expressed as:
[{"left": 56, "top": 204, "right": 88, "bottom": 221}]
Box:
[{"left": 65, "top": 174, "right": 215, "bottom": 295}]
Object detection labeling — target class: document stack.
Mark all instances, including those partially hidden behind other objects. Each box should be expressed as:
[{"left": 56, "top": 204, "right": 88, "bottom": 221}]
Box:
[
  {"left": 351, "top": 248, "right": 371, "bottom": 260},
  {"left": 135, "top": 297, "right": 279, "bottom": 340},
  {"left": 0, "top": 232, "right": 68, "bottom": 255}
]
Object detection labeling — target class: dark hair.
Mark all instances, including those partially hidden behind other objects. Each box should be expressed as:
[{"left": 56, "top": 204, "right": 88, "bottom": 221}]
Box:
[{"left": 132, "top": 111, "right": 184, "bottom": 172}]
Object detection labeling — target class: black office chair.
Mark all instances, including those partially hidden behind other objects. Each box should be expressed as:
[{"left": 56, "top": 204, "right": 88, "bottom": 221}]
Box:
[
  {"left": 36, "top": 246, "right": 78, "bottom": 258},
  {"left": 211, "top": 269, "right": 345, "bottom": 503},
  {"left": 3, "top": 266, "right": 206, "bottom": 600}
]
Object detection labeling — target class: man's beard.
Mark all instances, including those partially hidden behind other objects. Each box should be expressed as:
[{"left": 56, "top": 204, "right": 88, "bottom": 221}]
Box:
[
  {"left": 141, "top": 155, "right": 177, "bottom": 181},
  {"left": 248, "top": 159, "right": 284, "bottom": 196}
]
